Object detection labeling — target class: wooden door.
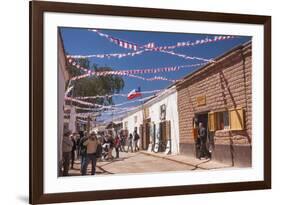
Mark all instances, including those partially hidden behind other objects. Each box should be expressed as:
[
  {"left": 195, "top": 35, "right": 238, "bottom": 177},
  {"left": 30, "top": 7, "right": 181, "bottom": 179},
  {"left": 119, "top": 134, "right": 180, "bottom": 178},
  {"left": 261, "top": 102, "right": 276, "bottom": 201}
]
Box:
[{"left": 139, "top": 124, "right": 143, "bottom": 149}]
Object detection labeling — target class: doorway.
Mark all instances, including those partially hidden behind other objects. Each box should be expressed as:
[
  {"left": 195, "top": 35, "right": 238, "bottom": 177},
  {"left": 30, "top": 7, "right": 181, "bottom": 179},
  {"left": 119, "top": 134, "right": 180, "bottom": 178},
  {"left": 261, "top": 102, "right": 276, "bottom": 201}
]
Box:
[
  {"left": 159, "top": 120, "right": 171, "bottom": 152},
  {"left": 139, "top": 124, "right": 143, "bottom": 149},
  {"left": 195, "top": 112, "right": 208, "bottom": 129},
  {"left": 194, "top": 112, "right": 209, "bottom": 158},
  {"left": 143, "top": 118, "right": 151, "bottom": 150}
]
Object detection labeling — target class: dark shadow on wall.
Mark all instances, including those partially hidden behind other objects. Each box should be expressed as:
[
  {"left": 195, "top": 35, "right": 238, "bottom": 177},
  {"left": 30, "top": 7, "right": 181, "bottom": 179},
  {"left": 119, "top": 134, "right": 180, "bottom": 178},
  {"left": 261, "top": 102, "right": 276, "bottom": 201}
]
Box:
[
  {"left": 218, "top": 70, "right": 251, "bottom": 144},
  {"left": 219, "top": 70, "right": 237, "bottom": 108}
]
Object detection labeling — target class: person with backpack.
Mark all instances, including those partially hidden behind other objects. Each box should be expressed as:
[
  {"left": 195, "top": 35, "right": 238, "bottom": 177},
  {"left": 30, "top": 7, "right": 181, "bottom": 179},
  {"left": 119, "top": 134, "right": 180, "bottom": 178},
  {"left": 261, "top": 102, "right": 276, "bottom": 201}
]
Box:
[
  {"left": 133, "top": 130, "right": 140, "bottom": 152},
  {"left": 81, "top": 132, "right": 99, "bottom": 175}
]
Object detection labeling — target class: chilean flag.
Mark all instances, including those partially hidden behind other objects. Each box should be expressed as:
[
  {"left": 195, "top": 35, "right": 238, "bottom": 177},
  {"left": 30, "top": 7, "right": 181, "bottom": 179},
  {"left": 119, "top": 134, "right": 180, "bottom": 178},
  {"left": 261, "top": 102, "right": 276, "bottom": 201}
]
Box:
[{"left": 127, "top": 87, "right": 141, "bottom": 100}]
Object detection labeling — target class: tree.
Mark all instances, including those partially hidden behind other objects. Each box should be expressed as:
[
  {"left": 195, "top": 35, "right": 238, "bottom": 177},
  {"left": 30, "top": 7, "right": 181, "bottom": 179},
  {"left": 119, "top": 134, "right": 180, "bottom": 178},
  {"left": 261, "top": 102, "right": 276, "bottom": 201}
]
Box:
[{"left": 67, "top": 58, "right": 125, "bottom": 107}]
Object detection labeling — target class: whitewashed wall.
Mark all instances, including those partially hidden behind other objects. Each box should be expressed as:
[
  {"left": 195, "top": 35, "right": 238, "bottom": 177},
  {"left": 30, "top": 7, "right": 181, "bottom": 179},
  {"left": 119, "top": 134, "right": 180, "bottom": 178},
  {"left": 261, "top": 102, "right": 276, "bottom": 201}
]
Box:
[
  {"left": 147, "top": 90, "right": 180, "bottom": 154},
  {"left": 58, "top": 63, "right": 65, "bottom": 165},
  {"left": 58, "top": 34, "right": 69, "bottom": 170},
  {"left": 120, "top": 87, "right": 180, "bottom": 154},
  {"left": 122, "top": 109, "right": 143, "bottom": 137},
  {"left": 69, "top": 106, "right": 77, "bottom": 133}
]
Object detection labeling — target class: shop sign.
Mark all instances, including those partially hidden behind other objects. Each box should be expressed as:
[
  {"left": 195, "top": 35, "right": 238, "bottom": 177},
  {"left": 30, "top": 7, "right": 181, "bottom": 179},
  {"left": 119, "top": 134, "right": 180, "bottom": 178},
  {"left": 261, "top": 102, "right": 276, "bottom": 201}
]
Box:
[{"left": 196, "top": 95, "right": 206, "bottom": 106}]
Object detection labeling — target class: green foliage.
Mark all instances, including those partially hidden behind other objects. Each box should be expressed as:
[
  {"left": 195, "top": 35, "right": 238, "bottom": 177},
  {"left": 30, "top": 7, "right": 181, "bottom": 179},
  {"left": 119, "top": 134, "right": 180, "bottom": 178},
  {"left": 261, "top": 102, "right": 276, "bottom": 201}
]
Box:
[{"left": 67, "top": 58, "right": 124, "bottom": 106}]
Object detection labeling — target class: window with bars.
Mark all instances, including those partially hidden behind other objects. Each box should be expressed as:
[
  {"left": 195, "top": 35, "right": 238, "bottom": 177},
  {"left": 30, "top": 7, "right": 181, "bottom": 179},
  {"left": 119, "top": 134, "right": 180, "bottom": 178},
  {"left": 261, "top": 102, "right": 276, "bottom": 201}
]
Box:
[{"left": 160, "top": 104, "right": 166, "bottom": 120}]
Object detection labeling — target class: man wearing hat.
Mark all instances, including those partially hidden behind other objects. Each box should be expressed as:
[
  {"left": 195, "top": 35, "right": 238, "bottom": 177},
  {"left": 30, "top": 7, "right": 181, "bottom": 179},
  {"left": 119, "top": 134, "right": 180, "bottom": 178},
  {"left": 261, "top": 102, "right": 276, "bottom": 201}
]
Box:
[
  {"left": 82, "top": 131, "right": 99, "bottom": 175},
  {"left": 62, "top": 129, "right": 73, "bottom": 176}
]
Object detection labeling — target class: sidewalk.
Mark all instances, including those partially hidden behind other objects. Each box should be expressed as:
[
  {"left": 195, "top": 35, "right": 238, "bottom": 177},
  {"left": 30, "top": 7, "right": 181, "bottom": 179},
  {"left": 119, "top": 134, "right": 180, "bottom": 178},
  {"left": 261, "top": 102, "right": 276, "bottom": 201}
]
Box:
[{"left": 140, "top": 151, "right": 233, "bottom": 170}]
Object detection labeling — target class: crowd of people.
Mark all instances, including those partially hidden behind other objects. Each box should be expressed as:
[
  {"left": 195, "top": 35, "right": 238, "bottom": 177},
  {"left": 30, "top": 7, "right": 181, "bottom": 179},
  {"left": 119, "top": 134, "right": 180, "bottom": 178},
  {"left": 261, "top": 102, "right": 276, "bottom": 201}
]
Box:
[{"left": 61, "top": 129, "right": 141, "bottom": 176}]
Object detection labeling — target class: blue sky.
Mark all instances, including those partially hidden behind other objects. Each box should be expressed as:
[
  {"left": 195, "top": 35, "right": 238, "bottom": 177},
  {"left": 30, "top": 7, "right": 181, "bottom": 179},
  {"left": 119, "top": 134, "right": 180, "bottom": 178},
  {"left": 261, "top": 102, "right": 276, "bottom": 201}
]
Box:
[{"left": 60, "top": 27, "right": 251, "bottom": 122}]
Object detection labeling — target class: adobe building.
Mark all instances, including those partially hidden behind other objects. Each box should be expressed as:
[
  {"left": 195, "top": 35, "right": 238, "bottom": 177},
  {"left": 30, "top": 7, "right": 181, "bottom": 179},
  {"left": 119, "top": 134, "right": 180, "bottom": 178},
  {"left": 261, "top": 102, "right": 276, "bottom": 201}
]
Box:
[{"left": 176, "top": 41, "right": 252, "bottom": 167}]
